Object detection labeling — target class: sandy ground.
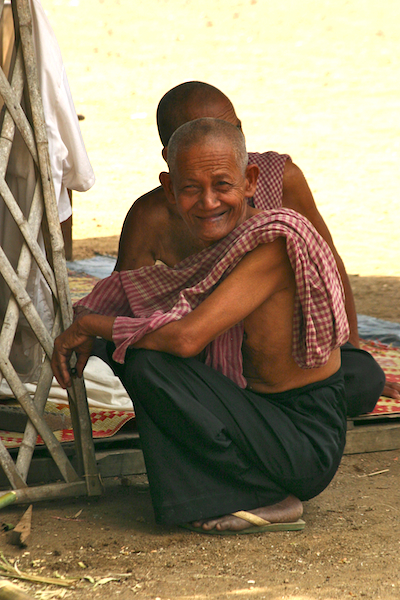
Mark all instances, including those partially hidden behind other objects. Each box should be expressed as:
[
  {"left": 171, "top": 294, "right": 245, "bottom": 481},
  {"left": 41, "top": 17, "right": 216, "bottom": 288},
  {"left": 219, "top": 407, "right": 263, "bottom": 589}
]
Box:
[
  {"left": 2, "top": 451, "right": 400, "bottom": 600},
  {"left": 1, "top": 2, "right": 400, "bottom": 599}
]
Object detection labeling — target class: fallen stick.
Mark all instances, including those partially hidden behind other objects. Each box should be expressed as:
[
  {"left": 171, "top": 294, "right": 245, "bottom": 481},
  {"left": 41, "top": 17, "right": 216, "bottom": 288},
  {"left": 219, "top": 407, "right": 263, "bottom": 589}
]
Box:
[
  {"left": 0, "top": 554, "right": 76, "bottom": 588},
  {"left": 358, "top": 468, "right": 390, "bottom": 478}
]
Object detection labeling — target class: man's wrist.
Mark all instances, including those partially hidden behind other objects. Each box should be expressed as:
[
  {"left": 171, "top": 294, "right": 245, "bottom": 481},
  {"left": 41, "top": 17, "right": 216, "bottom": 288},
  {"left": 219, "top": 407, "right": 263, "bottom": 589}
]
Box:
[{"left": 76, "top": 314, "right": 96, "bottom": 338}]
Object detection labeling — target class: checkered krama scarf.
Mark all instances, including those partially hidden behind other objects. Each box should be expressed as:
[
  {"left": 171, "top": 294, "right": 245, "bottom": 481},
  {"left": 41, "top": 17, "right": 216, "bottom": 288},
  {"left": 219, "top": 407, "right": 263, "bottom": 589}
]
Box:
[{"left": 74, "top": 209, "right": 349, "bottom": 388}]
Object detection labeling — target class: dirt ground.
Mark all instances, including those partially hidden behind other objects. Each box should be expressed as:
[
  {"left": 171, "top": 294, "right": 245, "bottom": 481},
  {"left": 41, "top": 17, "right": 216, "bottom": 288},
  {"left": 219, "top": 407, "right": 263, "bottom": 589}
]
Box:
[
  {"left": 1, "top": 1, "right": 400, "bottom": 598},
  {"left": 2, "top": 451, "right": 400, "bottom": 600}
]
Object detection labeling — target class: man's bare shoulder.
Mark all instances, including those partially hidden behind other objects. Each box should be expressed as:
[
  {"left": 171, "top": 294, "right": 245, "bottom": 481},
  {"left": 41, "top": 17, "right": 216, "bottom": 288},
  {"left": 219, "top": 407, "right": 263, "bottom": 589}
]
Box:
[
  {"left": 115, "top": 186, "right": 172, "bottom": 271},
  {"left": 126, "top": 186, "right": 171, "bottom": 220},
  {"left": 281, "top": 160, "right": 338, "bottom": 246},
  {"left": 281, "top": 160, "right": 319, "bottom": 214}
]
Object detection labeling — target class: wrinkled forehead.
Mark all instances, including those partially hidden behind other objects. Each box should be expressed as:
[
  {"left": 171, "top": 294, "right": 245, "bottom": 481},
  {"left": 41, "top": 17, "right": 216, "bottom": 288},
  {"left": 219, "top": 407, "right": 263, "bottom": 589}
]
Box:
[{"left": 173, "top": 137, "right": 240, "bottom": 175}]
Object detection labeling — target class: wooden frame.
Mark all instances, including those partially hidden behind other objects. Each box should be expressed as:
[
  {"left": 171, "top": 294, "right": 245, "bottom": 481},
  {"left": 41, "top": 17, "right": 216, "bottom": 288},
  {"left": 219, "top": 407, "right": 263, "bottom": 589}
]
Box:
[{"left": 0, "top": 0, "right": 101, "bottom": 503}]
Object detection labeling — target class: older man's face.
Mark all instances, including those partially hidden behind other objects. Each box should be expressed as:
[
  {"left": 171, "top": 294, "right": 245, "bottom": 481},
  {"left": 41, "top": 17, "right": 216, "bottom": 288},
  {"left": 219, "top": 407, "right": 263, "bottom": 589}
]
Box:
[{"left": 170, "top": 139, "right": 250, "bottom": 245}]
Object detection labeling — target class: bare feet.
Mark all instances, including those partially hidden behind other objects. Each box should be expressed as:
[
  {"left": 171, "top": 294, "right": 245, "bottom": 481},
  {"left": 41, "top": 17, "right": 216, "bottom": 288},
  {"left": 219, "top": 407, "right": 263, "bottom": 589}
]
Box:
[{"left": 191, "top": 495, "right": 303, "bottom": 532}]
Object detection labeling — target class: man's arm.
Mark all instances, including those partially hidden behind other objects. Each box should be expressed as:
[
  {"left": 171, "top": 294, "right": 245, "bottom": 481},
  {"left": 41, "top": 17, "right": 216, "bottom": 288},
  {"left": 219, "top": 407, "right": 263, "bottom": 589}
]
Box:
[
  {"left": 282, "top": 160, "right": 359, "bottom": 348},
  {"left": 133, "top": 238, "right": 293, "bottom": 356},
  {"left": 52, "top": 241, "right": 290, "bottom": 386}
]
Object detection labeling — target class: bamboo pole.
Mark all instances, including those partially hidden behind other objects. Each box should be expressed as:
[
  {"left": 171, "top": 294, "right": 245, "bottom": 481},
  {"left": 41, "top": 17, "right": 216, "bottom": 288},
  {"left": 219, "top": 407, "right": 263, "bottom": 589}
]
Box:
[
  {"left": 0, "top": 45, "right": 25, "bottom": 174},
  {"left": 0, "top": 347, "right": 80, "bottom": 483},
  {"left": 15, "top": 359, "right": 54, "bottom": 481},
  {"left": 0, "top": 177, "right": 56, "bottom": 295},
  {"left": 68, "top": 378, "right": 102, "bottom": 495},
  {"left": 0, "top": 444, "right": 26, "bottom": 490},
  {"left": 16, "top": 0, "right": 101, "bottom": 496},
  {"left": 0, "top": 0, "right": 101, "bottom": 498},
  {"left": 0, "top": 492, "right": 17, "bottom": 510},
  {"left": 0, "top": 182, "right": 45, "bottom": 361},
  {"left": 0, "top": 480, "right": 88, "bottom": 503},
  {"left": 16, "top": 311, "right": 62, "bottom": 480},
  {"left": 0, "top": 245, "right": 54, "bottom": 357},
  {"left": 0, "top": 65, "right": 38, "bottom": 165},
  {"left": 16, "top": 0, "right": 72, "bottom": 329},
  {"left": 0, "top": 45, "right": 47, "bottom": 388}
]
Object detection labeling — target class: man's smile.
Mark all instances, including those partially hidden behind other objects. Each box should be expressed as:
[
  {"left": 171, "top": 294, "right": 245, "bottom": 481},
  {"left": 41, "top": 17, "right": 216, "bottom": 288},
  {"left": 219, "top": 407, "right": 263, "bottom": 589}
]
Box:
[{"left": 195, "top": 211, "right": 228, "bottom": 221}]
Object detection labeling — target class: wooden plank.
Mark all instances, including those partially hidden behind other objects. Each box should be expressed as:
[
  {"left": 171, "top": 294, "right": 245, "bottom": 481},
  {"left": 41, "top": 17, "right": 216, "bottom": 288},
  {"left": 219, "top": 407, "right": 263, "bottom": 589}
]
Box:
[
  {"left": 0, "top": 448, "right": 146, "bottom": 488},
  {"left": 96, "top": 449, "right": 146, "bottom": 479},
  {"left": 345, "top": 422, "right": 400, "bottom": 455}
]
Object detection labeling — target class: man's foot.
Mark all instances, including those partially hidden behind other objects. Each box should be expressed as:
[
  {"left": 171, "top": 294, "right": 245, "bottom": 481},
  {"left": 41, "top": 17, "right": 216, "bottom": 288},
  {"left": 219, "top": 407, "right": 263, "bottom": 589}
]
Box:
[{"left": 190, "top": 495, "right": 303, "bottom": 533}]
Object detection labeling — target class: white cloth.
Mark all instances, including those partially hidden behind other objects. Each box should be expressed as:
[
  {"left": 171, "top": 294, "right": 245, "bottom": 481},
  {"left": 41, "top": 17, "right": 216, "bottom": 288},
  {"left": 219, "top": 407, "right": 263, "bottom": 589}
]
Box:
[
  {"left": 0, "top": 356, "right": 133, "bottom": 410},
  {"left": 30, "top": 0, "right": 95, "bottom": 220}
]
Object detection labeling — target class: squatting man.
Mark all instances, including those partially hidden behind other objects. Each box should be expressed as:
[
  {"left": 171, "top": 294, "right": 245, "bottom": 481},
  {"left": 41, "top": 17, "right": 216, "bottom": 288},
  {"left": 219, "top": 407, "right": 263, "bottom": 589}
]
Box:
[{"left": 52, "top": 118, "right": 350, "bottom": 534}]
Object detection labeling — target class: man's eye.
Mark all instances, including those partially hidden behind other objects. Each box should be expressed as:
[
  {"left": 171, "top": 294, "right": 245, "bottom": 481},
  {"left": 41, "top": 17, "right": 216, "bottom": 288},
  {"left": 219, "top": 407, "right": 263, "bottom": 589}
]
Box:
[{"left": 217, "top": 181, "right": 231, "bottom": 189}]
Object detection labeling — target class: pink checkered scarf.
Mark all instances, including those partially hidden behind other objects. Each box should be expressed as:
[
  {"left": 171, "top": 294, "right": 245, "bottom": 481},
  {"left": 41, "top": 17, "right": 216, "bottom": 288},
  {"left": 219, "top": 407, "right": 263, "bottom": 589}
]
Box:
[
  {"left": 248, "top": 151, "right": 290, "bottom": 209},
  {"left": 74, "top": 209, "right": 349, "bottom": 388}
]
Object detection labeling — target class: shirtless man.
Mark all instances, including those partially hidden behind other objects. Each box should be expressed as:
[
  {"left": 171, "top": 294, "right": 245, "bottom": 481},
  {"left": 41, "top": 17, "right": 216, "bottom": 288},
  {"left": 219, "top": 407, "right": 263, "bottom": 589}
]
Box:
[
  {"left": 113, "top": 81, "right": 395, "bottom": 410},
  {"left": 116, "top": 81, "right": 356, "bottom": 336},
  {"left": 52, "top": 119, "right": 348, "bottom": 533}
]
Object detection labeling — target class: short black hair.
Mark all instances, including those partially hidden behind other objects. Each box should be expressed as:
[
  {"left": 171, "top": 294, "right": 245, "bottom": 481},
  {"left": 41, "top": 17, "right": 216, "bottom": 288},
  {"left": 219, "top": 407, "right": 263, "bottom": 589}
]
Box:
[{"left": 156, "top": 81, "right": 228, "bottom": 147}]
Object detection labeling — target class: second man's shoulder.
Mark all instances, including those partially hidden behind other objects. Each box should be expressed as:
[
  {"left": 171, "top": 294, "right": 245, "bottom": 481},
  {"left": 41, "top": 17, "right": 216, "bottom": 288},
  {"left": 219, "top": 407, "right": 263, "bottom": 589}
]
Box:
[{"left": 128, "top": 185, "right": 169, "bottom": 214}]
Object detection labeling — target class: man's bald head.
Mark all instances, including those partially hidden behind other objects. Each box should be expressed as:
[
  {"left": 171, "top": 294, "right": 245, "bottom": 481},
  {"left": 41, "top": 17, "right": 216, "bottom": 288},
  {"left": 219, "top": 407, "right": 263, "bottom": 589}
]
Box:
[
  {"left": 156, "top": 81, "right": 241, "bottom": 147},
  {"left": 167, "top": 118, "right": 248, "bottom": 176}
]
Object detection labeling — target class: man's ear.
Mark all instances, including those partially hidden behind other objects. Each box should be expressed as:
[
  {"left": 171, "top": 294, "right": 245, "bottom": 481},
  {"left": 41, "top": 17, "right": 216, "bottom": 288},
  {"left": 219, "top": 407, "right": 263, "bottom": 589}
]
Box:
[
  {"left": 161, "top": 147, "right": 168, "bottom": 162},
  {"left": 244, "top": 164, "right": 259, "bottom": 198},
  {"left": 159, "top": 171, "right": 176, "bottom": 204}
]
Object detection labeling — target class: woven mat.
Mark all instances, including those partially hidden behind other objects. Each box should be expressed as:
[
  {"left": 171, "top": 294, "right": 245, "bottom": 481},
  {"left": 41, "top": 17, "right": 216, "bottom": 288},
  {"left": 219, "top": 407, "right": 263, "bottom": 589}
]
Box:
[
  {"left": 0, "top": 402, "right": 135, "bottom": 449},
  {"left": 68, "top": 268, "right": 100, "bottom": 304},
  {"left": 359, "top": 339, "right": 400, "bottom": 416}
]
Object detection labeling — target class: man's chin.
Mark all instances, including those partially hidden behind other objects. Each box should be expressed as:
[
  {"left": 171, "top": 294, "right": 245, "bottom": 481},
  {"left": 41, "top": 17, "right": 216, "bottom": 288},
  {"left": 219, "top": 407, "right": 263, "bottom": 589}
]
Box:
[
  {"left": 196, "top": 230, "right": 233, "bottom": 246},
  {"left": 187, "top": 218, "right": 240, "bottom": 245}
]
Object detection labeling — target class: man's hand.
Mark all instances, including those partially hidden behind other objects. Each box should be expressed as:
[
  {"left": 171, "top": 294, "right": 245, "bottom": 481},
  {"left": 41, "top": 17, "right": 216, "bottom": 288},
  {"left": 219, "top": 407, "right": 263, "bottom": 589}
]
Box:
[
  {"left": 51, "top": 320, "right": 95, "bottom": 389},
  {"left": 382, "top": 381, "right": 400, "bottom": 400},
  {"left": 51, "top": 314, "right": 116, "bottom": 389}
]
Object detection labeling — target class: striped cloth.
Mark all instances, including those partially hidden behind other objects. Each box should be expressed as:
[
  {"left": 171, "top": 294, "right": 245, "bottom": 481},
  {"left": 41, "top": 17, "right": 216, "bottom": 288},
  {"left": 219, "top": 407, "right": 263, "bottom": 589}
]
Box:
[
  {"left": 248, "top": 151, "right": 290, "bottom": 209},
  {"left": 74, "top": 209, "right": 349, "bottom": 388}
]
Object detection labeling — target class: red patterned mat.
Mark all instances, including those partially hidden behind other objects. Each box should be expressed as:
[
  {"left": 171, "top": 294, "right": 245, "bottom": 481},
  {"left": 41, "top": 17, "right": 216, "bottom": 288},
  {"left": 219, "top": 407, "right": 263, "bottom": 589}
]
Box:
[
  {"left": 0, "top": 403, "right": 135, "bottom": 449},
  {"left": 359, "top": 339, "right": 400, "bottom": 417}
]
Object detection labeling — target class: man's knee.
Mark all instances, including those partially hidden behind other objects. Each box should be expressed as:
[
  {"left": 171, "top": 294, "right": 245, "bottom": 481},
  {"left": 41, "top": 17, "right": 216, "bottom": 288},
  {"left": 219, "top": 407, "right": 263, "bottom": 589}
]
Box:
[
  {"left": 341, "top": 343, "right": 385, "bottom": 417},
  {"left": 123, "top": 348, "right": 171, "bottom": 385}
]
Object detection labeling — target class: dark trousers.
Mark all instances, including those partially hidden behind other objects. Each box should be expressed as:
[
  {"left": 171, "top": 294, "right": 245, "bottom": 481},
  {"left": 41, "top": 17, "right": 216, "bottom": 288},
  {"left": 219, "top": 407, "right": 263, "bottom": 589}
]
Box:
[
  {"left": 110, "top": 348, "right": 347, "bottom": 525},
  {"left": 340, "top": 342, "right": 385, "bottom": 417},
  {"left": 97, "top": 337, "right": 386, "bottom": 418}
]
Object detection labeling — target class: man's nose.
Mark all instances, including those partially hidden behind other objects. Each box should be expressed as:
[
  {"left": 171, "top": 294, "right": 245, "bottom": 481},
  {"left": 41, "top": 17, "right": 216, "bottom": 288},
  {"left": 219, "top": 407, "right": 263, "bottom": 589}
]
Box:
[{"left": 200, "top": 188, "right": 220, "bottom": 209}]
